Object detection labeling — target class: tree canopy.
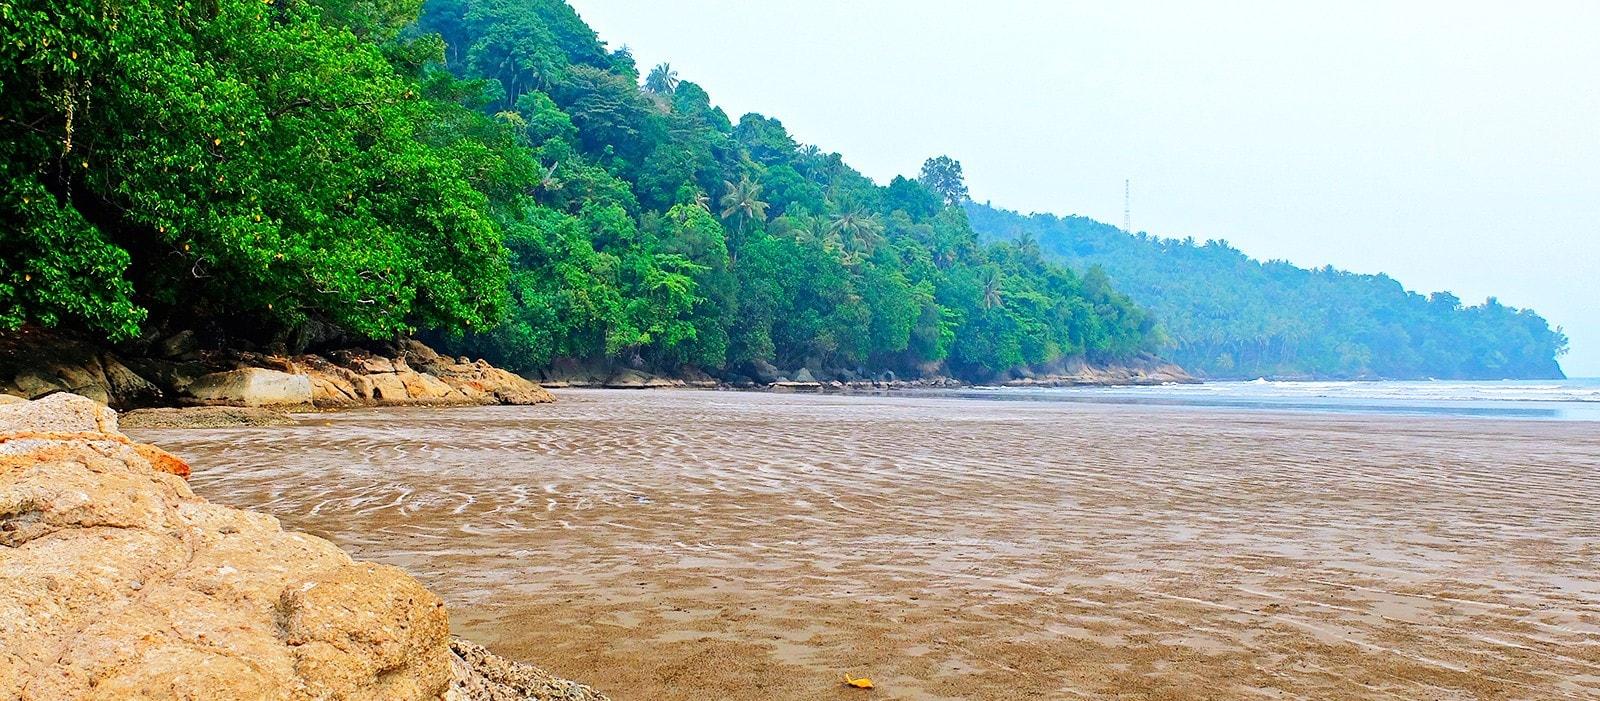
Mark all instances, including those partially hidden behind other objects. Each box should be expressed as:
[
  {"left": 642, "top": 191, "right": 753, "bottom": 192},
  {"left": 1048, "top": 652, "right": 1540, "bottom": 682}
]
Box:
[
  {"left": 966, "top": 203, "right": 1568, "bottom": 379},
  {"left": 2, "top": 0, "right": 1159, "bottom": 381},
  {"left": 2, "top": 0, "right": 510, "bottom": 343}
]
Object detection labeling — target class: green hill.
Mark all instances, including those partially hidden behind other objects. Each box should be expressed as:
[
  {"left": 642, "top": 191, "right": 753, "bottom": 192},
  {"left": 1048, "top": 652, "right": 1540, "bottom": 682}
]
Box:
[
  {"left": 966, "top": 203, "right": 1568, "bottom": 379},
  {"left": 2, "top": 0, "right": 1157, "bottom": 382}
]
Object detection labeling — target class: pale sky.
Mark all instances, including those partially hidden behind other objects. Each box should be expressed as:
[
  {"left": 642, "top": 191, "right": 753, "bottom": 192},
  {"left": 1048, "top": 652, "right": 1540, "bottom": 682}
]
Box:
[{"left": 568, "top": 1, "right": 1600, "bottom": 376}]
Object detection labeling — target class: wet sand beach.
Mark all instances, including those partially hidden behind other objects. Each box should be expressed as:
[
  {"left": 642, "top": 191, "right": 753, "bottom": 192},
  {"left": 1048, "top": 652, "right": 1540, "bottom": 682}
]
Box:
[{"left": 132, "top": 389, "right": 1600, "bottom": 700}]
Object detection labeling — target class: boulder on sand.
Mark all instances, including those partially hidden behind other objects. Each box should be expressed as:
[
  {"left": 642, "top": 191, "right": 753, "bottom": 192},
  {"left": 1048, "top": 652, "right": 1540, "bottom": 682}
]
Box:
[
  {"left": 0, "top": 393, "right": 604, "bottom": 700},
  {"left": 182, "top": 368, "right": 314, "bottom": 408},
  {"left": 0, "top": 393, "right": 447, "bottom": 699}
]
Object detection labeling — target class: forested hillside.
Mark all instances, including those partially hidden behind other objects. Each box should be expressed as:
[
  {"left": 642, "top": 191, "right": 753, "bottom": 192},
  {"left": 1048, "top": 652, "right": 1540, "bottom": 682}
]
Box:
[
  {"left": 967, "top": 204, "right": 1568, "bottom": 379},
  {"left": 1, "top": 0, "right": 1156, "bottom": 382}
]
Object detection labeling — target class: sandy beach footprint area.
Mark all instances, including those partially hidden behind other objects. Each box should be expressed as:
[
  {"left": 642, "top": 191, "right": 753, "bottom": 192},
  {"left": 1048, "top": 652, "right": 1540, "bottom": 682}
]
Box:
[{"left": 131, "top": 390, "right": 1600, "bottom": 700}]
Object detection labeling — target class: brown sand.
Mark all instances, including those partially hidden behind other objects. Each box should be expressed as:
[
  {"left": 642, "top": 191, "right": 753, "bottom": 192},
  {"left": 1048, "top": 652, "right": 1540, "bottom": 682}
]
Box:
[{"left": 130, "top": 390, "right": 1600, "bottom": 700}]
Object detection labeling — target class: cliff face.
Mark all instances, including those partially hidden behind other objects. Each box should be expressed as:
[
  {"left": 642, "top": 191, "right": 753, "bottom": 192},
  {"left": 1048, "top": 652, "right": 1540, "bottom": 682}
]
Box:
[{"left": 0, "top": 394, "right": 601, "bottom": 701}]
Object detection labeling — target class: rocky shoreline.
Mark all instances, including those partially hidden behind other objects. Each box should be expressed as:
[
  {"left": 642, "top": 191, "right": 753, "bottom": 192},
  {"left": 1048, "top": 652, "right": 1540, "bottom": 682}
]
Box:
[
  {"left": 0, "top": 393, "right": 605, "bottom": 700},
  {"left": 1, "top": 328, "right": 1196, "bottom": 413},
  {"left": 0, "top": 329, "right": 551, "bottom": 411},
  {"left": 538, "top": 355, "right": 1197, "bottom": 392}
]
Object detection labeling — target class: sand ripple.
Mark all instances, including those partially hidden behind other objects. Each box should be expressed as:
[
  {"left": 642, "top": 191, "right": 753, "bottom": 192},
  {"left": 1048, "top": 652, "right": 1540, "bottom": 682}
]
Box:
[{"left": 133, "top": 390, "right": 1600, "bottom": 700}]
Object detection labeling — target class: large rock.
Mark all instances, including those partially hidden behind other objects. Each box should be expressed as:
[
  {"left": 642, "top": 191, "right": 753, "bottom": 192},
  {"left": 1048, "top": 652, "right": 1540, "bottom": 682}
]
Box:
[
  {"left": 305, "top": 348, "right": 551, "bottom": 408},
  {"left": 183, "top": 368, "right": 314, "bottom": 408},
  {"left": 422, "top": 360, "right": 554, "bottom": 405},
  {"left": 0, "top": 394, "right": 443, "bottom": 699},
  {"left": 0, "top": 394, "right": 600, "bottom": 700},
  {"left": 100, "top": 354, "right": 162, "bottom": 405},
  {"left": 0, "top": 390, "right": 120, "bottom": 434}
]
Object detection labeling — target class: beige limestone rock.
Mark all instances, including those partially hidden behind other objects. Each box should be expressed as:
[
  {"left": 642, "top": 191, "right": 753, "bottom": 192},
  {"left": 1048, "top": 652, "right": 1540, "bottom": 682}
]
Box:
[
  {"left": 184, "top": 368, "right": 314, "bottom": 408},
  {"left": 426, "top": 362, "right": 554, "bottom": 405},
  {"left": 361, "top": 357, "right": 397, "bottom": 374},
  {"left": 2, "top": 393, "right": 602, "bottom": 700},
  {"left": 0, "top": 390, "right": 119, "bottom": 434},
  {"left": 0, "top": 394, "right": 452, "bottom": 700},
  {"left": 2, "top": 332, "right": 551, "bottom": 411},
  {"left": 368, "top": 372, "right": 410, "bottom": 402}
]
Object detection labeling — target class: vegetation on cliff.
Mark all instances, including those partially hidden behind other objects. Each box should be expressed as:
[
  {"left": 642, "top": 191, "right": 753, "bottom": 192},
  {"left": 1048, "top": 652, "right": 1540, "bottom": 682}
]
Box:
[
  {"left": 1, "top": 0, "right": 1156, "bottom": 381},
  {"left": 966, "top": 204, "right": 1568, "bottom": 379}
]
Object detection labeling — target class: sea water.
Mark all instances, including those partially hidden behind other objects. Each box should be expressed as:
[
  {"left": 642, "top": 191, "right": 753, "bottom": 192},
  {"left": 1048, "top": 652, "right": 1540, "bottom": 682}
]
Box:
[{"left": 947, "top": 378, "right": 1600, "bottom": 421}]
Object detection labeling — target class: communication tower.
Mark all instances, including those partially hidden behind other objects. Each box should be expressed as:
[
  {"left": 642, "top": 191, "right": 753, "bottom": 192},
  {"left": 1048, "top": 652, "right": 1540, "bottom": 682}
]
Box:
[{"left": 1123, "top": 179, "right": 1131, "bottom": 234}]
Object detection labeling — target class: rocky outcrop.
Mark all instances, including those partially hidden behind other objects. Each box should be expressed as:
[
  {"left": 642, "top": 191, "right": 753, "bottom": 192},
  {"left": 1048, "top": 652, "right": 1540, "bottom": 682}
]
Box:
[
  {"left": 298, "top": 343, "right": 554, "bottom": 408},
  {"left": 998, "top": 356, "right": 1196, "bottom": 387},
  {"left": 0, "top": 394, "right": 450, "bottom": 698},
  {"left": 535, "top": 358, "right": 716, "bottom": 389},
  {"left": 0, "top": 328, "right": 163, "bottom": 407},
  {"left": 0, "top": 330, "right": 553, "bottom": 410},
  {"left": 0, "top": 394, "right": 602, "bottom": 700}
]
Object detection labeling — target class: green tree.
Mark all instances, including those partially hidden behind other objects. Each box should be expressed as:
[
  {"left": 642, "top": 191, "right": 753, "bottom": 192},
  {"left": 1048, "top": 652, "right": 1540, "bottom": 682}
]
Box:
[
  {"left": 828, "top": 206, "right": 885, "bottom": 261},
  {"left": 1, "top": 0, "right": 510, "bottom": 342},
  {"left": 719, "top": 175, "right": 769, "bottom": 239},
  {"left": 919, "top": 155, "right": 970, "bottom": 205},
  {"left": 644, "top": 62, "right": 679, "bottom": 95},
  {"left": 980, "top": 266, "right": 1004, "bottom": 309}
]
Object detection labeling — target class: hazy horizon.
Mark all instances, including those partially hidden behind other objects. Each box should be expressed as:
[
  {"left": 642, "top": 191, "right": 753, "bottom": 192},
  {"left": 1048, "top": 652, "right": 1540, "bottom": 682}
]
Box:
[{"left": 568, "top": 0, "right": 1600, "bottom": 377}]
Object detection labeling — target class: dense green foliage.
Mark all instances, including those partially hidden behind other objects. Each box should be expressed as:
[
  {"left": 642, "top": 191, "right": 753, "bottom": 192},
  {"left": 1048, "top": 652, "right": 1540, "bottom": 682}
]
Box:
[
  {"left": 405, "top": 0, "right": 1159, "bottom": 378},
  {"left": 1, "top": 0, "right": 1156, "bottom": 379},
  {"left": 1, "top": 0, "right": 511, "bottom": 342},
  {"left": 967, "top": 204, "right": 1568, "bottom": 379}
]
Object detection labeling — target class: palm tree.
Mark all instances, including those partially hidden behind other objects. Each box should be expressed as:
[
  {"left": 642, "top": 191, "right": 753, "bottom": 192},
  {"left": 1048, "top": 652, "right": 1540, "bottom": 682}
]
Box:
[
  {"left": 980, "top": 267, "right": 1003, "bottom": 309},
  {"left": 719, "top": 176, "right": 768, "bottom": 237},
  {"left": 798, "top": 216, "right": 831, "bottom": 244},
  {"left": 535, "top": 161, "right": 560, "bottom": 194},
  {"left": 644, "top": 62, "right": 679, "bottom": 96},
  {"left": 1015, "top": 230, "right": 1041, "bottom": 260},
  {"left": 692, "top": 190, "right": 711, "bottom": 212},
  {"left": 828, "top": 206, "right": 884, "bottom": 260}
]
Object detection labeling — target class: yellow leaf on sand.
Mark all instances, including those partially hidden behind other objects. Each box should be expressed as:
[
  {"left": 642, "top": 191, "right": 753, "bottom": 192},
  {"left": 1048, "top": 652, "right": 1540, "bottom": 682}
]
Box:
[{"left": 842, "top": 674, "right": 874, "bottom": 689}]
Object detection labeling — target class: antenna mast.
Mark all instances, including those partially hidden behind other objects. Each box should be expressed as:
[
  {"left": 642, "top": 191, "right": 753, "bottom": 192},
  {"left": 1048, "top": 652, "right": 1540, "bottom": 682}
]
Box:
[{"left": 1123, "top": 179, "right": 1131, "bottom": 234}]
